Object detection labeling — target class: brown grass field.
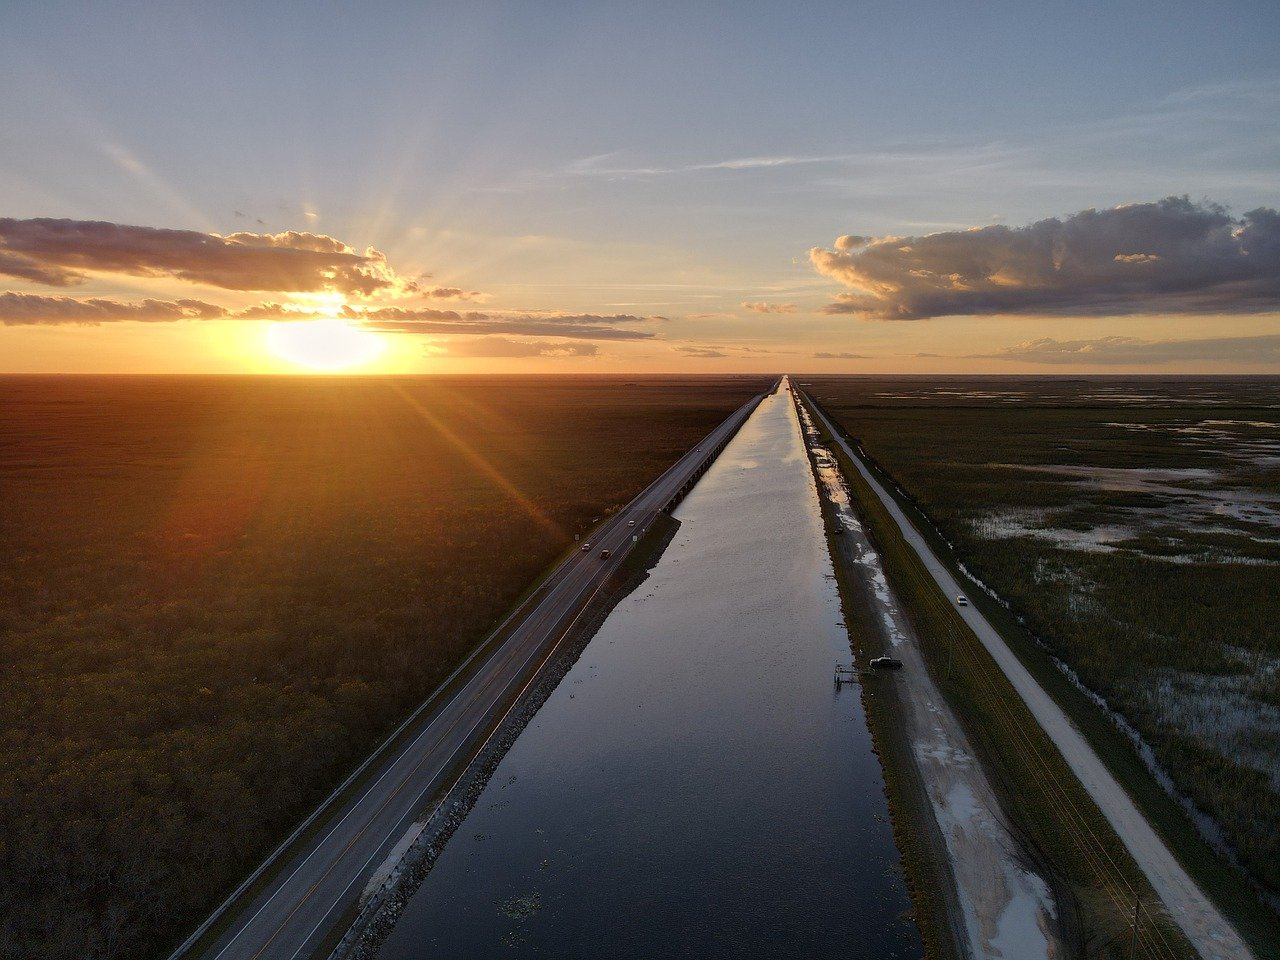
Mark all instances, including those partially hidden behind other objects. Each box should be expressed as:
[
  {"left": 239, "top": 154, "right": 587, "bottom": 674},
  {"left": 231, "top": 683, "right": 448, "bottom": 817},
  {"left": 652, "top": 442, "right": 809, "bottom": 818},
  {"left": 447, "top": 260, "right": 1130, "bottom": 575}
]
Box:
[{"left": 0, "top": 374, "right": 770, "bottom": 960}]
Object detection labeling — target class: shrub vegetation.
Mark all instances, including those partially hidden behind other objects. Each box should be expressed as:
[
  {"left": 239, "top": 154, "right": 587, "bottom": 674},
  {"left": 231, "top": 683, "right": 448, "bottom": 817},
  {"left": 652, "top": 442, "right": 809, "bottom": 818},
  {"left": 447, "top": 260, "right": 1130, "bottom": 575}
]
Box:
[
  {"left": 805, "top": 375, "right": 1280, "bottom": 905},
  {"left": 0, "top": 374, "right": 769, "bottom": 960}
]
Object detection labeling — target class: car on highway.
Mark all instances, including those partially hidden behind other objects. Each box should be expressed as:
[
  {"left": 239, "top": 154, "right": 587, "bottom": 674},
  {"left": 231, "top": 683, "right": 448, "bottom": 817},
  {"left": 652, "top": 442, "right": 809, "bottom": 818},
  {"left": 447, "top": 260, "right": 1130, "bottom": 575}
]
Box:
[
  {"left": 956, "top": 595, "right": 969, "bottom": 606},
  {"left": 599, "top": 549, "right": 611, "bottom": 559},
  {"left": 581, "top": 542, "right": 591, "bottom": 552},
  {"left": 627, "top": 520, "right": 636, "bottom": 526}
]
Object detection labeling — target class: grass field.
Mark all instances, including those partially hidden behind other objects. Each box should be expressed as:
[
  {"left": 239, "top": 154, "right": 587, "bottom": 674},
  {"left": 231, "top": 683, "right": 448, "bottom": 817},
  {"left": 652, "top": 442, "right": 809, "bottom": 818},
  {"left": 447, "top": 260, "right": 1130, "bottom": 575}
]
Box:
[
  {"left": 0, "top": 374, "right": 769, "bottom": 960},
  {"left": 803, "top": 376, "right": 1280, "bottom": 924},
  {"left": 800, "top": 390, "right": 1205, "bottom": 959}
]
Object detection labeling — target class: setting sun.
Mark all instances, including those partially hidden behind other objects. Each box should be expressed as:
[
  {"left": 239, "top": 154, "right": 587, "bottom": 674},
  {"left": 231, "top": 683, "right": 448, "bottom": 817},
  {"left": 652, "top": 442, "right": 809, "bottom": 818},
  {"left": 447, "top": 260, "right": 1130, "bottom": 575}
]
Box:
[
  {"left": 264, "top": 318, "right": 387, "bottom": 372},
  {"left": 2, "top": 5, "right": 1278, "bottom": 959}
]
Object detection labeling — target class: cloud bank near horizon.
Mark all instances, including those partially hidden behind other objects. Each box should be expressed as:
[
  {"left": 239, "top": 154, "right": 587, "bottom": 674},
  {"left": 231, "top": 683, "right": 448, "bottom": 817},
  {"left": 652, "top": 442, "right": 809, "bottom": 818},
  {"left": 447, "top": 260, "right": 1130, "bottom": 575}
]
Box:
[
  {"left": 0, "top": 291, "right": 655, "bottom": 340},
  {"left": 982, "top": 333, "right": 1280, "bottom": 365},
  {"left": 811, "top": 197, "right": 1280, "bottom": 320},
  {"left": 427, "top": 336, "right": 599, "bottom": 358},
  {"left": 354, "top": 307, "right": 655, "bottom": 340},
  {"left": 0, "top": 216, "right": 658, "bottom": 342}
]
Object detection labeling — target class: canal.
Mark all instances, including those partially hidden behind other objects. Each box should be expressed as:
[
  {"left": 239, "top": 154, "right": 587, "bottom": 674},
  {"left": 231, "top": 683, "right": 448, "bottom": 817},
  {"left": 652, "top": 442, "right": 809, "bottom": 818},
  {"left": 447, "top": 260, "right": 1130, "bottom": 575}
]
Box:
[{"left": 377, "top": 379, "right": 922, "bottom": 959}]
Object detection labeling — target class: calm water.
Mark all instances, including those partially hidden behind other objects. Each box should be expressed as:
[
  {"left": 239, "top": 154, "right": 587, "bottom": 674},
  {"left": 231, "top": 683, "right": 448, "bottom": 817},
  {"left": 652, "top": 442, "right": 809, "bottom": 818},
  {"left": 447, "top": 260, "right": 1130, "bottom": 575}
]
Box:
[{"left": 378, "top": 382, "right": 921, "bottom": 959}]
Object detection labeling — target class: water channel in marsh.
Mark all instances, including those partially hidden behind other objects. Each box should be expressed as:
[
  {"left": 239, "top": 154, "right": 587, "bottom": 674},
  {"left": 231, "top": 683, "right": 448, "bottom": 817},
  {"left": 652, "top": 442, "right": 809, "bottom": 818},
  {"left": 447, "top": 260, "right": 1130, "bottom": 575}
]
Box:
[{"left": 378, "top": 379, "right": 922, "bottom": 959}]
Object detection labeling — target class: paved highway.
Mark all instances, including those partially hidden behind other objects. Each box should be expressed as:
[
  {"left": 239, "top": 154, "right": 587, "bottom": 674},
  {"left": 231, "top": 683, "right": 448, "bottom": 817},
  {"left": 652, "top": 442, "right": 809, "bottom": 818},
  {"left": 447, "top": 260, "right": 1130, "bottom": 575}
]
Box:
[
  {"left": 803, "top": 391, "right": 1252, "bottom": 960},
  {"left": 178, "top": 384, "right": 772, "bottom": 960}
]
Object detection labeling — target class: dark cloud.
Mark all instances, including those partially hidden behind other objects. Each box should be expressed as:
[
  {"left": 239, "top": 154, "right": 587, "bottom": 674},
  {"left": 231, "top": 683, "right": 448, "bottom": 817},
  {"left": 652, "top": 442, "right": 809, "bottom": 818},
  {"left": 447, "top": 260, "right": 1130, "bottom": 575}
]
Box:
[
  {"left": 980, "top": 334, "right": 1280, "bottom": 365},
  {"left": 813, "top": 351, "right": 872, "bottom": 359},
  {"left": 0, "top": 249, "right": 78, "bottom": 285},
  {"left": 0, "top": 292, "right": 227, "bottom": 325},
  {"left": 0, "top": 218, "right": 417, "bottom": 296},
  {"left": 430, "top": 337, "right": 599, "bottom": 358},
  {"left": 811, "top": 197, "right": 1280, "bottom": 319},
  {"left": 675, "top": 346, "right": 727, "bottom": 358},
  {"left": 741, "top": 301, "right": 798, "bottom": 314}
]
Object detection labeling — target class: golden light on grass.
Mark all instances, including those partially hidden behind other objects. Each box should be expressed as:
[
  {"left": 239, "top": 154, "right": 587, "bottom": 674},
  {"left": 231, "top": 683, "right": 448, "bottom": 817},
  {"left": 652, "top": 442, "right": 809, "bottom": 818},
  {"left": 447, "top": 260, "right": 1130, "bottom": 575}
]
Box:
[{"left": 264, "top": 317, "right": 387, "bottom": 372}]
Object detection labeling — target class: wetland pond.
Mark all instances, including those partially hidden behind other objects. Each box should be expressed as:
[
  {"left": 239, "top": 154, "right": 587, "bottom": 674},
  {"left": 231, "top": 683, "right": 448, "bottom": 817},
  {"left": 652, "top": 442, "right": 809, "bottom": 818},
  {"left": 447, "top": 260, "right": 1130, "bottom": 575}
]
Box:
[{"left": 378, "top": 381, "right": 921, "bottom": 959}]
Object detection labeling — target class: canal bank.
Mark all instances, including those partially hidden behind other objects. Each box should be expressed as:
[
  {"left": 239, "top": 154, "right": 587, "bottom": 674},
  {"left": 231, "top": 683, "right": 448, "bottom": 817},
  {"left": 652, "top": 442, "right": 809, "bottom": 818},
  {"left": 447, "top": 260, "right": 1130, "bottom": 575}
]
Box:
[
  {"left": 793, "top": 390, "right": 1066, "bottom": 960},
  {"left": 372, "top": 380, "right": 921, "bottom": 959}
]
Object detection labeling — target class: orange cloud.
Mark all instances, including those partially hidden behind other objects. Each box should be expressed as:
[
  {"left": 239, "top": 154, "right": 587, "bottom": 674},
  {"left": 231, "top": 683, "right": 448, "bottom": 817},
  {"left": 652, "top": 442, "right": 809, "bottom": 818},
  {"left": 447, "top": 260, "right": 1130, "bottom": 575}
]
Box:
[
  {"left": 741, "top": 301, "right": 798, "bottom": 314},
  {"left": 429, "top": 337, "right": 598, "bottom": 358}
]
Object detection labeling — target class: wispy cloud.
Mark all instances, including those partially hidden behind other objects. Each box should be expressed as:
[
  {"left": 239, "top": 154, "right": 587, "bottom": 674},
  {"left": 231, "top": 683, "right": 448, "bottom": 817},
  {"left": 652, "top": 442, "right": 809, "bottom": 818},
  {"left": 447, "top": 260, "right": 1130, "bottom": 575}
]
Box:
[
  {"left": 979, "top": 334, "right": 1280, "bottom": 365},
  {"left": 426, "top": 336, "right": 598, "bottom": 358},
  {"left": 352, "top": 307, "right": 656, "bottom": 340},
  {"left": 1158, "top": 77, "right": 1280, "bottom": 107},
  {"left": 813, "top": 351, "right": 872, "bottom": 359},
  {"left": 812, "top": 197, "right": 1280, "bottom": 319},
  {"left": 741, "top": 301, "right": 798, "bottom": 314},
  {"left": 565, "top": 152, "right": 862, "bottom": 178},
  {"left": 423, "top": 286, "right": 486, "bottom": 301},
  {"left": 674, "top": 345, "right": 727, "bottom": 358}
]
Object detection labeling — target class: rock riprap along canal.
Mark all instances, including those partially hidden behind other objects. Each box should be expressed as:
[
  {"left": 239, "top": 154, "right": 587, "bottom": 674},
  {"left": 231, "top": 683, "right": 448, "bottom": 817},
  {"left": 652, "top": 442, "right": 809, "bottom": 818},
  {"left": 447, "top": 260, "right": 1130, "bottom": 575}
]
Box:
[{"left": 377, "top": 380, "right": 921, "bottom": 959}]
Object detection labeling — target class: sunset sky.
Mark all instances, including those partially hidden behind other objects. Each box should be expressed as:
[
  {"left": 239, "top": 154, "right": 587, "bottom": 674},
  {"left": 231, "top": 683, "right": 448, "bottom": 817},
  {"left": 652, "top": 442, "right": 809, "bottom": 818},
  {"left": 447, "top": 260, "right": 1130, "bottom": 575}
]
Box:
[{"left": 1, "top": 1, "right": 1277, "bottom": 374}]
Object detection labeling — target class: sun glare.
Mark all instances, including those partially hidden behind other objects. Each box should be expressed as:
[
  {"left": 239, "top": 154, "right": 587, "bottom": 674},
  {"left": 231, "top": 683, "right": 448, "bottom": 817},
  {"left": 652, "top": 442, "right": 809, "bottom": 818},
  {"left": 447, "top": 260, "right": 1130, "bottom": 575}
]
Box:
[{"left": 264, "top": 318, "right": 386, "bottom": 372}]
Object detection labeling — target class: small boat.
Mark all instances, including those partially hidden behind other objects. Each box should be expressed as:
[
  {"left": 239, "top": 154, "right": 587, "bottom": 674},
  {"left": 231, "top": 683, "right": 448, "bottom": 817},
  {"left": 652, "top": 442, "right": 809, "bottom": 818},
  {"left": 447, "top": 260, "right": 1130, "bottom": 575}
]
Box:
[{"left": 869, "top": 656, "right": 904, "bottom": 670}]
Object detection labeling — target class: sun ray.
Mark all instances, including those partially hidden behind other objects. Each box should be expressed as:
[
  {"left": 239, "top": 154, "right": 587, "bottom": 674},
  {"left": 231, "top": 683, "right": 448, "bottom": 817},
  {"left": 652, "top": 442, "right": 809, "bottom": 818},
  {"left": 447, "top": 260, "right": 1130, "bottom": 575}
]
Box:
[{"left": 385, "top": 380, "right": 565, "bottom": 540}]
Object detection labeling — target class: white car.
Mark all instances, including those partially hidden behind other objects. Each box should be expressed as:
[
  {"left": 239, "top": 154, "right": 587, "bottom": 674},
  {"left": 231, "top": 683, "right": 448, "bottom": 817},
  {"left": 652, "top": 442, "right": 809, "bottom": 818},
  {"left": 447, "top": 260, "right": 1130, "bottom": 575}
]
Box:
[
  {"left": 581, "top": 543, "right": 591, "bottom": 552},
  {"left": 627, "top": 520, "right": 636, "bottom": 527},
  {"left": 956, "top": 595, "right": 969, "bottom": 607}
]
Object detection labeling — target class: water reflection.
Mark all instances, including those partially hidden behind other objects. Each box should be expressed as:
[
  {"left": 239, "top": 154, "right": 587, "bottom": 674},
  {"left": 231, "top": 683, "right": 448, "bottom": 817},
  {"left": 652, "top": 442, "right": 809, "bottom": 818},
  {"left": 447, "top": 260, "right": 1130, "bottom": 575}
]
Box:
[{"left": 378, "top": 382, "right": 921, "bottom": 959}]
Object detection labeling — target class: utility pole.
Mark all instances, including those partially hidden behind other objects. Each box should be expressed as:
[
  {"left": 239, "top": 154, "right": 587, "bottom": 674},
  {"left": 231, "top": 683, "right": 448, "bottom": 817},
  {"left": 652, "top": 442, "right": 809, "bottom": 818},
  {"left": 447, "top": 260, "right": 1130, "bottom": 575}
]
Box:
[{"left": 1131, "top": 898, "right": 1142, "bottom": 958}]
